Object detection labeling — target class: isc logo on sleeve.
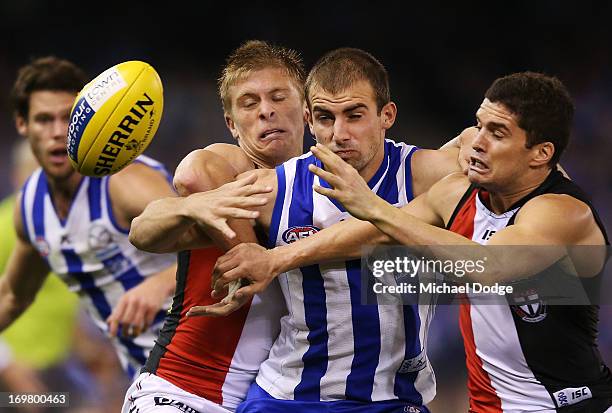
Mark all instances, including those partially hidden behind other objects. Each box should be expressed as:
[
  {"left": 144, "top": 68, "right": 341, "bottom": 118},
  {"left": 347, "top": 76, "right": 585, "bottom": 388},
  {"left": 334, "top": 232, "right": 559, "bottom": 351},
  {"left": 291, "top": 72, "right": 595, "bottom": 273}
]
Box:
[{"left": 553, "top": 386, "right": 592, "bottom": 407}]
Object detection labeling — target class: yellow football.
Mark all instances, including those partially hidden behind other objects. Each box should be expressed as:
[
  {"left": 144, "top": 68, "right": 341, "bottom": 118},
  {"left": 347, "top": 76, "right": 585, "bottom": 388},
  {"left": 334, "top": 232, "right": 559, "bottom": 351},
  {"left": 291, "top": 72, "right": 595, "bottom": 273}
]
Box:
[{"left": 67, "top": 61, "right": 163, "bottom": 176}]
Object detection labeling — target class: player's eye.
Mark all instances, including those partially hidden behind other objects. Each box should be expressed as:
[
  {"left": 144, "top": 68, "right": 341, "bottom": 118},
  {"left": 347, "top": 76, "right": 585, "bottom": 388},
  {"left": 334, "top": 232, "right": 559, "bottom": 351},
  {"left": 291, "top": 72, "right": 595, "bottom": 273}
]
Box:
[{"left": 35, "top": 114, "right": 53, "bottom": 123}]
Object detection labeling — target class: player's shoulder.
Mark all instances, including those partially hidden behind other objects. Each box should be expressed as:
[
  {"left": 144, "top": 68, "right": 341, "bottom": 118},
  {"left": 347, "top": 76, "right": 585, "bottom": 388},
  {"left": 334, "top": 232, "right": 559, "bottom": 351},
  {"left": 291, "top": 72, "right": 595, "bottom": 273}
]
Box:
[
  {"left": 520, "top": 193, "right": 594, "bottom": 224},
  {"left": 203, "top": 143, "right": 254, "bottom": 174},
  {"left": 429, "top": 172, "right": 469, "bottom": 194},
  {"left": 108, "top": 158, "right": 175, "bottom": 215},
  {"left": 110, "top": 158, "right": 169, "bottom": 186},
  {"left": 384, "top": 138, "right": 418, "bottom": 151},
  {"left": 236, "top": 167, "right": 276, "bottom": 181},
  {"left": 517, "top": 194, "right": 602, "bottom": 243},
  {"left": 12, "top": 191, "right": 28, "bottom": 241},
  {"left": 427, "top": 171, "right": 470, "bottom": 206},
  {"left": 411, "top": 147, "right": 458, "bottom": 168}
]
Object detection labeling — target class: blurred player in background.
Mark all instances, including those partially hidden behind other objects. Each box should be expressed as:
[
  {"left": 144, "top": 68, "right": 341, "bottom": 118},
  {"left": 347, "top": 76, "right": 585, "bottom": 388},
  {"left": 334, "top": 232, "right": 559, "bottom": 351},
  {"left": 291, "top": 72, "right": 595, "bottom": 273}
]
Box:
[{"left": 0, "top": 56, "right": 177, "bottom": 380}]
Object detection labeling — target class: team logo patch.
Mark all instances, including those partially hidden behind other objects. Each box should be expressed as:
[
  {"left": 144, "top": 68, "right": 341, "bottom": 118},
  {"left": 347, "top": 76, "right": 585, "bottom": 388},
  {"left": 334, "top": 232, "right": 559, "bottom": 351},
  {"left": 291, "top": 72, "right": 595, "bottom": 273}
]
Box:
[
  {"left": 34, "top": 236, "right": 50, "bottom": 257},
  {"left": 510, "top": 288, "right": 547, "bottom": 323},
  {"left": 154, "top": 397, "right": 200, "bottom": 413},
  {"left": 282, "top": 225, "right": 320, "bottom": 244},
  {"left": 88, "top": 224, "right": 113, "bottom": 250}
]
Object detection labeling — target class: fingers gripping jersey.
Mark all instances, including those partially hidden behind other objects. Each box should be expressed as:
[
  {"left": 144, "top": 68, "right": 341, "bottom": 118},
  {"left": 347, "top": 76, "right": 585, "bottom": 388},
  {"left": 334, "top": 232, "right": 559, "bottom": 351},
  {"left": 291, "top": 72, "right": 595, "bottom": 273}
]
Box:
[
  {"left": 260, "top": 140, "right": 437, "bottom": 404},
  {"left": 20, "top": 156, "right": 176, "bottom": 378}
]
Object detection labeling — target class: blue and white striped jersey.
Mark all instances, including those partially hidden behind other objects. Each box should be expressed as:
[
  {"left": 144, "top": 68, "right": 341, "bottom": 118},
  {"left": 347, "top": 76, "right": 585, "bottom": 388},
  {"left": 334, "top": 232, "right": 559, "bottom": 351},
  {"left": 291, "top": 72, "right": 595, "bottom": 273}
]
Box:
[
  {"left": 20, "top": 156, "right": 176, "bottom": 378},
  {"left": 258, "top": 139, "right": 437, "bottom": 405}
]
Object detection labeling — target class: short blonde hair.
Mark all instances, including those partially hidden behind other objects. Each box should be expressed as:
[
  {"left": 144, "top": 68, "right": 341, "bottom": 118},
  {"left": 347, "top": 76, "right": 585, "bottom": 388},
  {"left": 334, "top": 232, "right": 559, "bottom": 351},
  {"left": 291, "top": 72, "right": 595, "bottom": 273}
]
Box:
[{"left": 218, "top": 40, "right": 305, "bottom": 113}]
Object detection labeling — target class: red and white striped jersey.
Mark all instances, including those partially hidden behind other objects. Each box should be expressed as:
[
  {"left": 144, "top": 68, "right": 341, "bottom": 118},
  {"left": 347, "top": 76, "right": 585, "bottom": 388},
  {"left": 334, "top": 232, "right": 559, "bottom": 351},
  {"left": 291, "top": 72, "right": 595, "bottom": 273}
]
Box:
[
  {"left": 142, "top": 247, "right": 286, "bottom": 411},
  {"left": 447, "top": 170, "right": 612, "bottom": 412}
]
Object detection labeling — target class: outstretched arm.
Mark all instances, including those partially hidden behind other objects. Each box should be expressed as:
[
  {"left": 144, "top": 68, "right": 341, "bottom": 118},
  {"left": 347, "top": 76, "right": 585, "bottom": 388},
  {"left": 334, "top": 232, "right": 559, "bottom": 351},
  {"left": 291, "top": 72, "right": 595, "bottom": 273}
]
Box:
[
  {"left": 0, "top": 194, "right": 49, "bottom": 331},
  {"left": 128, "top": 151, "right": 269, "bottom": 253},
  {"left": 309, "top": 144, "right": 602, "bottom": 283},
  {"left": 109, "top": 161, "right": 268, "bottom": 336}
]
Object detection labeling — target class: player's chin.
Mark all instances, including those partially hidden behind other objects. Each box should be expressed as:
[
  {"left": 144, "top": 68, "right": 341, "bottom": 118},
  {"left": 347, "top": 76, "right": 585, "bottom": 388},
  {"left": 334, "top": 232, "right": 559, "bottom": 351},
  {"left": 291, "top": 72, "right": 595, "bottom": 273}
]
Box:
[
  {"left": 467, "top": 169, "right": 489, "bottom": 184},
  {"left": 45, "top": 163, "right": 77, "bottom": 180},
  {"left": 261, "top": 138, "right": 290, "bottom": 155}
]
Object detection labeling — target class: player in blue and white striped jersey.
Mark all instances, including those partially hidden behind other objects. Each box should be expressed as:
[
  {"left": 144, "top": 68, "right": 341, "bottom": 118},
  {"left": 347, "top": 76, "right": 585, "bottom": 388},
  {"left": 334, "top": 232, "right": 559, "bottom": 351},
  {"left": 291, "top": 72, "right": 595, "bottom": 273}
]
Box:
[
  {"left": 0, "top": 56, "right": 178, "bottom": 379},
  {"left": 197, "top": 48, "right": 475, "bottom": 412}
]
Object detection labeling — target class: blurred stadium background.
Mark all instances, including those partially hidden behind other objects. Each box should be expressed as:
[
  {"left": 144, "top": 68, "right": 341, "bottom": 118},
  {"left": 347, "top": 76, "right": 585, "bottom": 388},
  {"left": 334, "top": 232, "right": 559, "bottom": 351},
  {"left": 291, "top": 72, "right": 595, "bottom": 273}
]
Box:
[{"left": 0, "top": 2, "right": 610, "bottom": 411}]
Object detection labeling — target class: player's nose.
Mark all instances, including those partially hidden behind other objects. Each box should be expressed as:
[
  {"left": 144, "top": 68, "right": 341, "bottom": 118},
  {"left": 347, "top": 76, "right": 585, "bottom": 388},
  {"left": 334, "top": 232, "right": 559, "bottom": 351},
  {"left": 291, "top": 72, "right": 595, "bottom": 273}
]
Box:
[
  {"left": 258, "top": 99, "right": 276, "bottom": 120},
  {"left": 331, "top": 118, "right": 351, "bottom": 143},
  {"left": 53, "top": 118, "right": 69, "bottom": 141}
]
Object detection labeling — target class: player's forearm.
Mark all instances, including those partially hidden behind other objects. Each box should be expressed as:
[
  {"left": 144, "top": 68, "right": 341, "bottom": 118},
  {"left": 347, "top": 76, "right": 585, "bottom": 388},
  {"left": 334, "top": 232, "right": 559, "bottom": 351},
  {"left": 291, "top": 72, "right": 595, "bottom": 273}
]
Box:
[
  {"left": 129, "top": 196, "right": 203, "bottom": 253},
  {"left": 145, "top": 264, "right": 178, "bottom": 297},
  {"left": 269, "top": 218, "right": 393, "bottom": 273},
  {"left": 0, "top": 280, "right": 32, "bottom": 331},
  {"left": 369, "top": 201, "right": 563, "bottom": 284}
]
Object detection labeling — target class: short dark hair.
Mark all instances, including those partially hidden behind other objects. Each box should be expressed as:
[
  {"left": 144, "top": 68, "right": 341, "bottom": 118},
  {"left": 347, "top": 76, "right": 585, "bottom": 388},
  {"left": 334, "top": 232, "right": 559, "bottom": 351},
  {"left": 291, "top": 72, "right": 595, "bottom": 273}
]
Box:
[
  {"left": 485, "top": 72, "right": 574, "bottom": 165},
  {"left": 218, "top": 40, "right": 305, "bottom": 113},
  {"left": 10, "top": 56, "right": 88, "bottom": 119},
  {"left": 305, "top": 48, "right": 390, "bottom": 113}
]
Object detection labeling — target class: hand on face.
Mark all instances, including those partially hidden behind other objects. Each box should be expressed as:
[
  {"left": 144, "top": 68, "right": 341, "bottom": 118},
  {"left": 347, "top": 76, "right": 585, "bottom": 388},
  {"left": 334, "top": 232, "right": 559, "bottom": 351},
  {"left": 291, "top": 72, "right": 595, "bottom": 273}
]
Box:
[{"left": 309, "top": 143, "right": 382, "bottom": 221}]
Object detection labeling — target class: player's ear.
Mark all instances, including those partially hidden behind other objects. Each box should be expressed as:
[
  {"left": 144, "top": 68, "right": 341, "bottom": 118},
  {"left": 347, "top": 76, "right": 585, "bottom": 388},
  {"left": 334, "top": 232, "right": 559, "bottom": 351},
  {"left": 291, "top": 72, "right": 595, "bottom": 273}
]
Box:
[
  {"left": 15, "top": 114, "right": 27, "bottom": 137},
  {"left": 305, "top": 106, "right": 315, "bottom": 136},
  {"left": 224, "top": 113, "right": 239, "bottom": 140},
  {"left": 303, "top": 100, "right": 309, "bottom": 125},
  {"left": 529, "top": 141, "right": 555, "bottom": 167},
  {"left": 381, "top": 102, "right": 397, "bottom": 130}
]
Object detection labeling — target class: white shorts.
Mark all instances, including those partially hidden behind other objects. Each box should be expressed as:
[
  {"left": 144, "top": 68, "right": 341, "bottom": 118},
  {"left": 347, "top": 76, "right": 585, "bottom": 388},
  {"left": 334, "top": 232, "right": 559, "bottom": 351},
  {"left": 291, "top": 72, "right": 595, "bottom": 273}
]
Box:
[{"left": 122, "top": 373, "right": 231, "bottom": 413}]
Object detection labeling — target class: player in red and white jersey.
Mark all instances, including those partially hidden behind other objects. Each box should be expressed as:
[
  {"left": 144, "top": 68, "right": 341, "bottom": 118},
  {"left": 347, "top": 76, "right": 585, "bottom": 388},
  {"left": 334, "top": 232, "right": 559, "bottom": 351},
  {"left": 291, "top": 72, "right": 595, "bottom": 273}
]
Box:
[
  {"left": 122, "top": 40, "right": 307, "bottom": 412},
  {"left": 212, "top": 72, "right": 612, "bottom": 412}
]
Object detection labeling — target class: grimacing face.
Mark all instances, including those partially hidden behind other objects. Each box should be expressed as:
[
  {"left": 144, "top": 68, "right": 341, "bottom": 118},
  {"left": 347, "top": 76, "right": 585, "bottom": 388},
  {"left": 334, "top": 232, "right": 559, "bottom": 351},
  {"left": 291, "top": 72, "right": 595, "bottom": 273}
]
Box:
[
  {"left": 307, "top": 80, "right": 396, "bottom": 181},
  {"left": 225, "top": 67, "right": 305, "bottom": 168},
  {"left": 469, "top": 98, "right": 549, "bottom": 192},
  {"left": 15, "top": 90, "right": 77, "bottom": 181}
]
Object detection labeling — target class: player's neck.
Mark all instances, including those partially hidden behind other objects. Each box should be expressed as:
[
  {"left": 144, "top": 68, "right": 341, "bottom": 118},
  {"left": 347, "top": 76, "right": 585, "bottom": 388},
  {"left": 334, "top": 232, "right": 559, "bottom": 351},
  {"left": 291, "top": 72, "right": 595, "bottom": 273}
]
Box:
[
  {"left": 250, "top": 154, "right": 276, "bottom": 170},
  {"left": 46, "top": 171, "right": 84, "bottom": 219},
  {"left": 487, "top": 168, "right": 552, "bottom": 213}
]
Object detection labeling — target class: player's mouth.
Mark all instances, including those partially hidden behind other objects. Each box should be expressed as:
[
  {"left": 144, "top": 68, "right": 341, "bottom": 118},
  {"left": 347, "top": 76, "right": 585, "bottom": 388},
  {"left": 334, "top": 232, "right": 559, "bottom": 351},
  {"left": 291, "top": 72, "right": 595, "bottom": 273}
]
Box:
[
  {"left": 260, "top": 129, "right": 285, "bottom": 141},
  {"left": 333, "top": 149, "right": 357, "bottom": 160},
  {"left": 49, "top": 148, "right": 69, "bottom": 164},
  {"left": 469, "top": 156, "right": 489, "bottom": 173}
]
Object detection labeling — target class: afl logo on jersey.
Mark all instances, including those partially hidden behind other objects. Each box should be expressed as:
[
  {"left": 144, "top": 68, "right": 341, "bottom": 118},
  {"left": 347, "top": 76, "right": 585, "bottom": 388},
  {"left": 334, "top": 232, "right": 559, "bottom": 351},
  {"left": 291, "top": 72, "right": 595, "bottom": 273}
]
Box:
[
  {"left": 34, "top": 236, "right": 50, "bottom": 257},
  {"left": 510, "top": 288, "right": 547, "bottom": 323},
  {"left": 282, "top": 225, "right": 320, "bottom": 244}
]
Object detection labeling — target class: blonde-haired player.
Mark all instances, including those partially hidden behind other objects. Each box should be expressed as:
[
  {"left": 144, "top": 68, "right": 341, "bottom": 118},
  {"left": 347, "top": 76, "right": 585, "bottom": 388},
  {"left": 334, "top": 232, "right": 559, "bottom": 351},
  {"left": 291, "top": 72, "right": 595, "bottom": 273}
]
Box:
[{"left": 124, "top": 40, "right": 307, "bottom": 413}]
